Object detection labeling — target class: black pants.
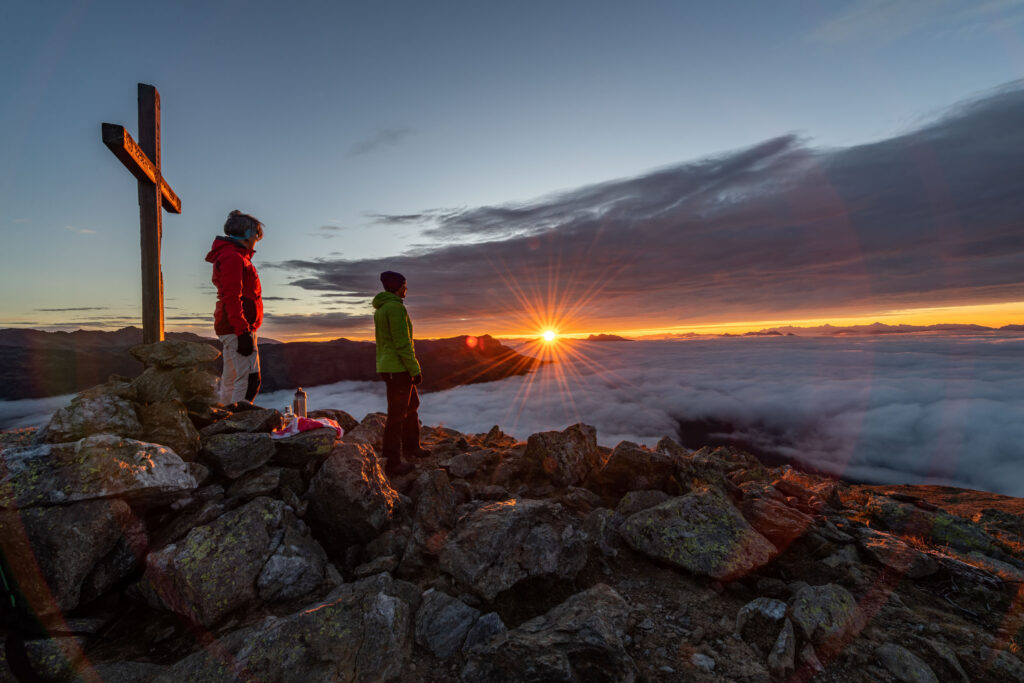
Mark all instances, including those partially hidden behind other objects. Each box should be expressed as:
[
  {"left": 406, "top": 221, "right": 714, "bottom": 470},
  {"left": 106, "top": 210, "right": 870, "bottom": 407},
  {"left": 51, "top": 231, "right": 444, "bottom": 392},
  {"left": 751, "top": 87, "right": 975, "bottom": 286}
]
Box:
[{"left": 381, "top": 371, "right": 421, "bottom": 458}]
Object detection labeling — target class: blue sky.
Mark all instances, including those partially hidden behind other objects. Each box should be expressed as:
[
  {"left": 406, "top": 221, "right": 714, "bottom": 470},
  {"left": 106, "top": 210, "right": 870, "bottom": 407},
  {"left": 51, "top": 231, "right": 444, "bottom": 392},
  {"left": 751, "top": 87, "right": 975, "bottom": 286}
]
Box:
[{"left": 3, "top": 1, "right": 1024, "bottom": 339}]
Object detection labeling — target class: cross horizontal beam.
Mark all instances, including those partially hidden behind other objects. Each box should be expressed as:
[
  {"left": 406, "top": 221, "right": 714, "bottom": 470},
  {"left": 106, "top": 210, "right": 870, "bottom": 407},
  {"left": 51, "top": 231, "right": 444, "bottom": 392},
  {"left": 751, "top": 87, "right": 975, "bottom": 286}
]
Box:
[{"left": 101, "top": 123, "right": 182, "bottom": 214}]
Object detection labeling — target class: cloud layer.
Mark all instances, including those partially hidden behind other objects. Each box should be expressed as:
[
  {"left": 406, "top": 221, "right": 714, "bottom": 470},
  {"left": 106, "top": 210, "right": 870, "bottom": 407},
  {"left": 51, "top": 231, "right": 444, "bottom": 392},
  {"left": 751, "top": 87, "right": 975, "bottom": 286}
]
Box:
[
  {"left": 4, "top": 335, "right": 1021, "bottom": 495},
  {"left": 270, "top": 84, "right": 1024, "bottom": 335},
  {"left": 259, "top": 334, "right": 1024, "bottom": 497}
]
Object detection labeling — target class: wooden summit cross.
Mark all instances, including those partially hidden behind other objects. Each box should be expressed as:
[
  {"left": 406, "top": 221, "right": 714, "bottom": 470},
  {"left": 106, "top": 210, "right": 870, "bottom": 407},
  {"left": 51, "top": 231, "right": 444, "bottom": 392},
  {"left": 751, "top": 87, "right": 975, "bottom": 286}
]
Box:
[{"left": 102, "top": 83, "right": 181, "bottom": 344}]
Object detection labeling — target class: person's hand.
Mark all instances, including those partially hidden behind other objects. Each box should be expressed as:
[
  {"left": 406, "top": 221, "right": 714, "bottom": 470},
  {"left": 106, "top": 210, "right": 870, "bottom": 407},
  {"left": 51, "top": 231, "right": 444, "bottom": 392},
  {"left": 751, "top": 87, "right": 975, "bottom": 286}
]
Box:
[
  {"left": 411, "top": 372, "right": 423, "bottom": 386},
  {"left": 237, "top": 332, "right": 255, "bottom": 356}
]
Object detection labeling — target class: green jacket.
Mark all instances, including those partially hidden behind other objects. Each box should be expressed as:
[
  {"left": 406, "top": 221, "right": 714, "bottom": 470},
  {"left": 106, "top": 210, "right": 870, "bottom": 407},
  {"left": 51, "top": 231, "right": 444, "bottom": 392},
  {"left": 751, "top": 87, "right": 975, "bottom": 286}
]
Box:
[{"left": 373, "top": 291, "right": 421, "bottom": 375}]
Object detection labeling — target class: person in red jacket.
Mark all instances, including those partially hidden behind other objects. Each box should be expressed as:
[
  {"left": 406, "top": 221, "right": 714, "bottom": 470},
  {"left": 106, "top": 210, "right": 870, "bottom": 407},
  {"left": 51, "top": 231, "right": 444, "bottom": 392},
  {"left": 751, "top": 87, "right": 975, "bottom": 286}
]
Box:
[{"left": 205, "top": 210, "right": 264, "bottom": 405}]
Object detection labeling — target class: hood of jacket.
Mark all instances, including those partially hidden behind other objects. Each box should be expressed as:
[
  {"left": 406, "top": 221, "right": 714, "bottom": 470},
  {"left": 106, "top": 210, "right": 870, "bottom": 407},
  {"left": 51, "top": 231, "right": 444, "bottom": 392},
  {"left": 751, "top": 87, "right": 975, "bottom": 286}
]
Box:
[
  {"left": 372, "top": 291, "right": 404, "bottom": 309},
  {"left": 205, "top": 236, "right": 253, "bottom": 263}
]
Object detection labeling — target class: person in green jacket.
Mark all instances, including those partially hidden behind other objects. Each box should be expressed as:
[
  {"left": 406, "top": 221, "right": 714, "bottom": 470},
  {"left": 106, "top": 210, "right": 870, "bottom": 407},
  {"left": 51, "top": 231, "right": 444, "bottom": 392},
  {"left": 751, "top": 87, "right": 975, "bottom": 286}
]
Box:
[{"left": 373, "top": 270, "right": 429, "bottom": 477}]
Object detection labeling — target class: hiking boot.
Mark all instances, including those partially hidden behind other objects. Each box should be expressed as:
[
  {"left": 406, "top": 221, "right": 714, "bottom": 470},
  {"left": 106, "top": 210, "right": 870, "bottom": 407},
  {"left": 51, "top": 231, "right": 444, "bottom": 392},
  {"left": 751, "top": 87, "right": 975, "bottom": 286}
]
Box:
[
  {"left": 404, "top": 447, "right": 432, "bottom": 459},
  {"left": 384, "top": 457, "right": 415, "bottom": 477}
]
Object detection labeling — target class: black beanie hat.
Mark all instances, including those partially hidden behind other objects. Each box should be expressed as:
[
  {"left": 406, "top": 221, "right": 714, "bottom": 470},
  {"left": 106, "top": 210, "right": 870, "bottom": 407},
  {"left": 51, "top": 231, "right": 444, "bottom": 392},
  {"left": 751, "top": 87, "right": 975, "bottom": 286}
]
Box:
[{"left": 380, "top": 271, "right": 406, "bottom": 292}]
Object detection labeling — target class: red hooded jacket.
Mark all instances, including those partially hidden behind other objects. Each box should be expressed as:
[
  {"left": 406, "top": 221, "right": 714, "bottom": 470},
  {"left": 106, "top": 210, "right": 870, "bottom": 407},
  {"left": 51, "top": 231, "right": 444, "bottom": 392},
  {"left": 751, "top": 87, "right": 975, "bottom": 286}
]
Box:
[{"left": 205, "top": 236, "right": 263, "bottom": 336}]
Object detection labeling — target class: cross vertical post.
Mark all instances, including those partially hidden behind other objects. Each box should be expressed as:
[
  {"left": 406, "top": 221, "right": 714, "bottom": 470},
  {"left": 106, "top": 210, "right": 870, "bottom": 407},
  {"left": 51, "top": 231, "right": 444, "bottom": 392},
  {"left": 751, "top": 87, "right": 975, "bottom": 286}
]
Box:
[
  {"left": 137, "top": 84, "right": 164, "bottom": 344},
  {"left": 102, "top": 83, "right": 181, "bottom": 345}
]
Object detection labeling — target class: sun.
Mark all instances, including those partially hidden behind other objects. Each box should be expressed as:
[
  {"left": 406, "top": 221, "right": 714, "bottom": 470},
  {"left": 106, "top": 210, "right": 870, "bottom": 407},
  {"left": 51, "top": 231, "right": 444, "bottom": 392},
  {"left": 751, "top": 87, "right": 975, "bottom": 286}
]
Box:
[{"left": 542, "top": 330, "right": 557, "bottom": 342}]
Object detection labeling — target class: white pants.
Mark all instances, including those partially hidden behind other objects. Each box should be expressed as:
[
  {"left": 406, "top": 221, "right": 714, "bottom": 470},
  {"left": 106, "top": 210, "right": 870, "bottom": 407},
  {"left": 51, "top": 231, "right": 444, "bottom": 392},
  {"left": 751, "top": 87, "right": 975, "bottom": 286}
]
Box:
[{"left": 219, "top": 333, "right": 261, "bottom": 404}]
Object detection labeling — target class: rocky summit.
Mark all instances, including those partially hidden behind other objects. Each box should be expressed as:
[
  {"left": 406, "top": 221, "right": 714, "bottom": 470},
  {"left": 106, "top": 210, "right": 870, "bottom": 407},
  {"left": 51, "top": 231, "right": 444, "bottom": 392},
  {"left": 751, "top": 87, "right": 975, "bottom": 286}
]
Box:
[{"left": 0, "top": 341, "right": 1023, "bottom": 682}]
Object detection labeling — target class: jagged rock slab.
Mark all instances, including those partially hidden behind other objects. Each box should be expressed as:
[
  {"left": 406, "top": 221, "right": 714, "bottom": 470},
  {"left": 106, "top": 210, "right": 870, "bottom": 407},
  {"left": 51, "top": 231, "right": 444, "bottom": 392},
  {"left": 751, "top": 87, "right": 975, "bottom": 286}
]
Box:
[
  {"left": 305, "top": 442, "right": 399, "bottom": 552},
  {"left": 440, "top": 499, "right": 588, "bottom": 601},
  {"left": 256, "top": 516, "right": 335, "bottom": 603},
  {"left": 619, "top": 490, "right": 777, "bottom": 580},
  {"left": 131, "top": 366, "right": 218, "bottom": 407},
  {"left": 463, "top": 612, "right": 507, "bottom": 651},
  {"left": 787, "top": 584, "right": 863, "bottom": 650},
  {"left": 130, "top": 340, "right": 220, "bottom": 369},
  {"left": 415, "top": 589, "right": 481, "bottom": 659},
  {"left": 144, "top": 497, "right": 330, "bottom": 626},
  {"left": 343, "top": 413, "right": 386, "bottom": 452},
  {"left": 199, "top": 408, "right": 284, "bottom": 437},
  {"left": 200, "top": 432, "right": 276, "bottom": 479},
  {"left": 138, "top": 400, "right": 200, "bottom": 461},
  {"left": 0, "top": 499, "right": 140, "bottom": 614},
  {"left": 739, "top": 497, "right": 815, "bottom": 548},
  {"left": 36, "top": 393, "right": 143, "bottom": 444},
  {"left": 856, "top": 527, "right": 938, "bottom": 578},
  {"left": 406, "top": 469, "right": 457, "bottom": 559},
  {"left": 0, "top": 434, "right": 196, "bottom": 508},
  {"left": 440, "top": 449, "right": 500, "bottom": 479},
  {"left": 273, "top": 427, "right": 339, "bottom": 466},
  {"left": 225, "top": 466, "right": 282, "bottom": 501},
  {"left": 153, "top": 579, "right": 413, "bottom": 683},
  {"left": 865, "top": 495, "right": 1004, "bottom": 557},
  {"left": 522, "top": 423, "right": 604, "bottom": 487},
  {"left": 461, "top": 584, "right": 637, "bottom": 682},
  {"left": 79, "top": 510, "right": 149, "bottom": 606},
  {"left": 586, "top": 441, "right": 679, "bottom": 497}
]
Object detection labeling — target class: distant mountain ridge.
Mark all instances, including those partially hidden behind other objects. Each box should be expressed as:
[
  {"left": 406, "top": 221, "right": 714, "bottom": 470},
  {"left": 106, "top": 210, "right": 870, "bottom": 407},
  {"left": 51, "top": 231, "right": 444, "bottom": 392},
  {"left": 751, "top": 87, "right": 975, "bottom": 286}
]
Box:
[
  {"left": 584, "top": 334, "right": 633, "bottom": 342},
  {"left": 0, "top": 327, "right": 538, "bottom": 400},
  {"left": 760, "top": 322, "right": 1021, "bottom": 336},
  {"left": 636, "top": 323, "right": 1024, "bottom": 339}
]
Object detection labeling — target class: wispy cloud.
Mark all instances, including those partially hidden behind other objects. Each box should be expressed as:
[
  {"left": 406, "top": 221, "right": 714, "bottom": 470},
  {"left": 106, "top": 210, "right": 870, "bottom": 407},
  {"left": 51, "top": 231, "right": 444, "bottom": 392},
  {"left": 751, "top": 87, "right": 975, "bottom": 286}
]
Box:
[
  {"left": 346, "top": 126, "right": 414, "bottom": 157},
  {"left": 262, "top": 311, "right": 372, "bottom": 332},
  {"left": 34, "top": 306, "right": 109, "bottom": 312},
  {"left": 165, "top": 314, "right": 211, "bottom": 321},
  {"left": 267, "top": 84, "right": 1024, "bottom": 335},
  {"left": 811, "top": 0, "right": 1024, "bottom": 44},
  {"left": 308, "top": 225, "right": 351, "bottom": 239},
  {"left": 64, "top": 225, "right": 96, "bottom": 235}
]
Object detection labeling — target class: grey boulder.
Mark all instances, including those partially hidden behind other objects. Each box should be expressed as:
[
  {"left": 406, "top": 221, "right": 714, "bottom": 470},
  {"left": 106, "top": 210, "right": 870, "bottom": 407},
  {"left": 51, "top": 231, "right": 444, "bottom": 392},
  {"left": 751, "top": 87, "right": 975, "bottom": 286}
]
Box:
[
  {"left": 305, "top": 442, "right": 399, "bottom": 553},
  {"left": 440, "top": 499, "right": 588, "bottom": 601},
  {"left": 0, "top": 434, "right": 196, "bottom": 509},
  {"left": 415, "top": 589, "right": 481, "bottom": 659},
  {"left": 273, "top": 427, "right": 339, "bottom": 466},
  {"left": 138, "top": 400, "right": 201, "bottom": 461},
  {"left": 36, "top": 393, "right": 142, "bottom": 444},
  {"left": 200, "top": 432, "right": 276, "bottom": 478},
  {"left": 199, "top": 408, "right": 285, "bottom": 436},
  {"left": 522, "top": 423, "right": 604, "bottom": 487},
  {"left": 154, "top": 578, "right": 414, "bottom": 683},
  {"left": 130, "top": 340, "right": 220, "bottom": 369},
  {"left": 787, "top": 583, "right": 864, "bottom": 651},
  {"left": 619, "top": 490, "right": 776, "bottom": 581},
  {"left": 144, "top": 497, "right": 332, "bottom": 626},
  {"left": 0, "top": 499, "right": 140, "bottom": 614},
  {"left": 461, "top": 583, "right": 637, "bottom": 682},
  {"left": 586, "top": 441, "right": 680, "bottom": 497},
  {"left": 856, "top": 527, "right": 938, "bottom": 579}
]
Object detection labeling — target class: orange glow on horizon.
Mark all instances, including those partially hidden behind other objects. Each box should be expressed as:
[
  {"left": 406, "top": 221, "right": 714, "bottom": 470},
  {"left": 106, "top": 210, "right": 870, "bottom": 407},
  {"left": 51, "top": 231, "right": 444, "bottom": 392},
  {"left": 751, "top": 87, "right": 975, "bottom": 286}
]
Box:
[{"left": 255, "top": 299, "right": 1024, "bottom": 342}]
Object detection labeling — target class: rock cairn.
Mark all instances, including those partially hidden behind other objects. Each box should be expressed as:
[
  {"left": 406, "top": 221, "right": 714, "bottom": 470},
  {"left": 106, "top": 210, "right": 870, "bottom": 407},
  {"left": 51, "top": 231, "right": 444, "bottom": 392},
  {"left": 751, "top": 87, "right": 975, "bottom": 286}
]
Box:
[{"left": 0, "top": 340, "right": 1022, "bottom": 681}]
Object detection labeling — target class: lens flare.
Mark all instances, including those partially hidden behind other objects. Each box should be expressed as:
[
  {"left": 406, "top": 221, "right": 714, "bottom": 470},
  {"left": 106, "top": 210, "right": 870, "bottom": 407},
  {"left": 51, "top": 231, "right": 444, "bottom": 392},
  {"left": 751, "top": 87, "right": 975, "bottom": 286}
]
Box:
[{"left": 542, "top": 330, "right": 557, "bottom": 342}]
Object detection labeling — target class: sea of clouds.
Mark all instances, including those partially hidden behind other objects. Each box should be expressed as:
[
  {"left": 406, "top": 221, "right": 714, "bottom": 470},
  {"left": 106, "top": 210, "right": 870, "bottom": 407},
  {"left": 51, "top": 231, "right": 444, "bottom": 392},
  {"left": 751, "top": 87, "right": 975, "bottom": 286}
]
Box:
[{"left": 3, "top": 335, "right": 1023, "bottom": 496}]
